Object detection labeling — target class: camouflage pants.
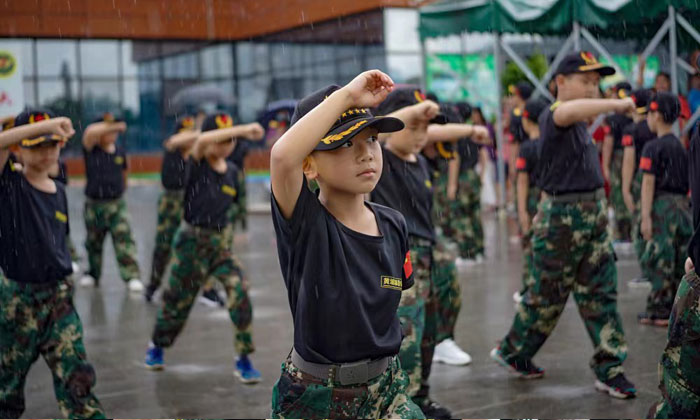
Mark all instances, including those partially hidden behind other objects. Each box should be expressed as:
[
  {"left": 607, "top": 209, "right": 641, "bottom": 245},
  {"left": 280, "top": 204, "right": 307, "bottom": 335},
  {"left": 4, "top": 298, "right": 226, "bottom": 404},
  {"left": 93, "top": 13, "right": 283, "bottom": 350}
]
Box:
[
  {"left": 84, "top": 198, "right": 140, "bottom": 283},
  {"left": 152, "top": 224, "right": 254, "bottom": 355},
  {"left": 639, "top": 195, "right": 693, "bottom": 318},
  {"left": 232, "top": 170, "right": 247, "bottom": 230},
  {"left": 432, "top": 231, "right": 460, "bottom": 343},
  {"left": 68, "top": 234, "right": 79, "bottom": 263},
  {"left": 397, "top": 238, "right": 436, "bottom": 402},
  {"left": 0, "top": 276, "right": 105, "bottom": 418},
  {"left": 649, "top": 270, "right": 700, "bottom": 418},
  {"left": 630, "top": 172, "right": 650, "bottom": 278},
  {"left": 271, "top": 356, "right": 425, "bottom": 419},
  {"left": 149, "top": 189, "right": 184, "bottom": 289},
  {"left": 519, "top": 186, "right": 541, "bottom": 295},
  {"left": 499, "top": 197, "right": 628, "bottom": 381},
  {"left": 610, "top": 151, "right": 632, "bottom": 241},
  {"left": 446, "top": 170, "right": 484, "bottom": 259}
]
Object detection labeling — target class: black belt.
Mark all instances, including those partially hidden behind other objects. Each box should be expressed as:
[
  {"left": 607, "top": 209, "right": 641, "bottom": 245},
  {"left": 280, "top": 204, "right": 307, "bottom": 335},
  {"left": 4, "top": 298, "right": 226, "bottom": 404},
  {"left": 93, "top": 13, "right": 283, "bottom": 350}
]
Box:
[
  {"left": 291, "top": 349, "right": 390, "bottom": 386},
  {"left": 543, "top": 188, "right": 605, "bottom": 203}
]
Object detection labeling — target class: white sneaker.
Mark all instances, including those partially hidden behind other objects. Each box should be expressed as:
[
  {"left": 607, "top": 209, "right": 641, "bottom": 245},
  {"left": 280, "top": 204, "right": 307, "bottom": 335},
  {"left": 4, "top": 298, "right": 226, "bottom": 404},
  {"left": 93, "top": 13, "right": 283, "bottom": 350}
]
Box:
[
  {"left": 456, "top": 258, "right": 476, "bottom": 267},
  {"left": 71, "top": 262, "right": 80, "bottom": 275},
  {"left": 79, "top": 275, "right": 96, "bottom": 287},
  {"left": 474, "top": 254, "right": 485, "bottom": 263},
  {"left": 513, "top": 291, "right": 524, "bottom": 303},
  {"left": 128, "top": 279, "right": 144, "bottom": 292},
  {"left": 433, "top": 339, "right": 472, "bottom": 366}
]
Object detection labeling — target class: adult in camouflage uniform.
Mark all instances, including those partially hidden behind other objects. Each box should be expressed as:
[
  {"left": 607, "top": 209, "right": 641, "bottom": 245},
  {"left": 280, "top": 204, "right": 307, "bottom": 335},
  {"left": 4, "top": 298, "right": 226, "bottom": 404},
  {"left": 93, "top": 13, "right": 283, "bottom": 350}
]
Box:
[{"left": 271, "top": 356, "right": 424, "bottom": 419}]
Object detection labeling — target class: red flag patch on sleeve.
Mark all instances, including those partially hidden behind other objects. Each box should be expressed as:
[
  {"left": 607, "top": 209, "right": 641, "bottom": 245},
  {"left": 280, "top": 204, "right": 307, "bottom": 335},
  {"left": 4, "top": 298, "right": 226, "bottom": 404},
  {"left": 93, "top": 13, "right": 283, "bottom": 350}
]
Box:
[
  {"left": 516, "top": 157, "right": 527, "bottom": 170},
  {"left": 403, "top": 251, "right": 413, "bottom": 279},
  {"left": 639, "top": 157, "right": 652, "bottom": 171},
  {"left": 622, "top": 134, "right": 633, "bottom": 147}
]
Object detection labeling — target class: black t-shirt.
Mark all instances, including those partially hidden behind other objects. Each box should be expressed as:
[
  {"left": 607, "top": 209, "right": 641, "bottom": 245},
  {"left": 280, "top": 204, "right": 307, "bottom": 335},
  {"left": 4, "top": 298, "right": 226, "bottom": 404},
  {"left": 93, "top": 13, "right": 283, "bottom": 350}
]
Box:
[
  {"left": 538, "top": 104, "right": 604, "bottom": 194},
  {"left": 161, "top": 149, "right": 187, "bottom": 191},
  {"left": 372, "top": 146, "right": 435, "bottom": 242},
  {"left": 605, "top": 114, "right": 633, "bottom": 150},
  {"left": 0, "top": 164, "right": 72, "bottom": 284},
  {"left": 640, "top": 134, "right": 689, "bottom": 195},
  {"left": 458, "top": 137, "right": 480, "bottom": 172},
  {"left": 271, "top": 181, "right": 413, "bottom": 364},
  {"left": 517, "top": 139, "right": 540, "bottom": 187},
  {"left": 509, "top": 108, "right": 526, "bottom": 144},
  {"left": 622, "top": 120, "right": 656, "bottom": 170},
  {"left": 183, "top": 157, "right": 239, "bottom": 230},
  {"left": 688, "top": 127, "right": 700, "bottom": 267},
  {"left": 84, "top": 144, "right": 127, "bottom": 200}
]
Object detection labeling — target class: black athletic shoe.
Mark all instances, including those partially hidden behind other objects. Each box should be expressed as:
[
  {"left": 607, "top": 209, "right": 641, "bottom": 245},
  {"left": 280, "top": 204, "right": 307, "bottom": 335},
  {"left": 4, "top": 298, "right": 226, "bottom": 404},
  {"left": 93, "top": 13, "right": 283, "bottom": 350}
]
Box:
[
  {"left": 490, "top": 347, "right": 545, "bottom": 379},
  {"left": 638, "top": 312, "right": 670, "bottom": 327},
  {"left": 595, "top": 373, "right": 637, "bottom": 399},
  {"left": 200, "top": 289, "right": 226, "bottom": 307},
  {"left": 144, "top": 284, "right": 157, "bottom": 303},
  {"left": 419, "top": 400, "right": 452, "bottom": 419}
]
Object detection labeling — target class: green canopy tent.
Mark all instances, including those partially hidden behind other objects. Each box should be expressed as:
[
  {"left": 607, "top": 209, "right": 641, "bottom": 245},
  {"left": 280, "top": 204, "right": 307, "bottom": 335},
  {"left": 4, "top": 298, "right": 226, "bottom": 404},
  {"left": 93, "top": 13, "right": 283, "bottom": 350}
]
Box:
[{"left": 419, "top": 0, "right": 700, "bottom": 203}]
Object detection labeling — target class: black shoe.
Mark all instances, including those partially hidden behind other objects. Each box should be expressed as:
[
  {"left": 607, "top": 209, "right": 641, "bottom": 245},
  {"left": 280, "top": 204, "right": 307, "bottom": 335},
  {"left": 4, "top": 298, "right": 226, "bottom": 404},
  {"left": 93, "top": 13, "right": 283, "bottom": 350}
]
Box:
[
  {"left": 419, "top": 400, "right": 452, "bottom": 419},
  {"left": 595, "top": 373, "right": 637, "bottom": 399},
  {"left": 637, "top": 312, "right": 669, "bottom": 327},
  {"left": 144, "top": 284, "right": 157, "bottom": 302},
  {"left": 200, "top": 289, "right": 226, "bottom": 307}
]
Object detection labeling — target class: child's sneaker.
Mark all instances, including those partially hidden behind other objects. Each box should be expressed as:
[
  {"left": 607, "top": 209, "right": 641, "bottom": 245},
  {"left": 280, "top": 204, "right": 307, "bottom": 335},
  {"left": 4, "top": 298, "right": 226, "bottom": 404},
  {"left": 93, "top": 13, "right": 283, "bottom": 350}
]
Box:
[
  {"left": 71, "top": 261, "right": 81, "bottom": 275},
  {"left": 594, "top": 373, "right": 636, "bottom": 399},
  {"left": 145, "top": 345, "right": 164, "bottom": 370},
  {"left": 433, "top": 338, "right": 472, "bottom": 366},
  {"left": 144, "top": 284, "right": 157, "bottom": 303},
  {"left": 490, "top": 347, "right": 544, "bottom": 379},
  {"left": 234, "top": 355, "right": 261, "bottom": 384},
  {"left": 128, "top": 279, "right": 144, "bottom": 292},
  {"left": 79, "top": 274, "right": 96, "bottom": 287},
  {"left": 638, "top": 312, "right": 670, "bottom": 327},
  {"left": 199, "top": 289, "right": 226, "bottom": 307}
]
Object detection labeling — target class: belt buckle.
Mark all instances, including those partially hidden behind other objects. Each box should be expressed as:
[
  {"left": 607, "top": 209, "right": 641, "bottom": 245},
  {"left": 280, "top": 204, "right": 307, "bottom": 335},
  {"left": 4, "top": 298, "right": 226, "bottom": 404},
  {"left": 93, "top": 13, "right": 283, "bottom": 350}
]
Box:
[{"left": 337, "top": 360, "right": 370, "bottom": 385}]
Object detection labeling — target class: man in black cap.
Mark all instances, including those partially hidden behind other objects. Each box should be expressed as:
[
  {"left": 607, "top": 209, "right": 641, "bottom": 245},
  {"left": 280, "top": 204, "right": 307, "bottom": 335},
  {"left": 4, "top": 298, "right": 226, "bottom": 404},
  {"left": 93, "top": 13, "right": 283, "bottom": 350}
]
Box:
[
  {"left": 0, "top": 108, "right": 105, "bottom": 418},
  {"left": 637, "top": 92, "right": 692, "bottom": 326},
  {"left": 602, "top": 81, "right": 634, "bottom": 243},
  {"left": 268, "top": 70, "right": 424, "bottom": 418},
  {"left": 513, "top": 97, "right": 548, "bottom": 302},
  {"left": 491, "top": 51, "right": 638, "bottom": 399}
]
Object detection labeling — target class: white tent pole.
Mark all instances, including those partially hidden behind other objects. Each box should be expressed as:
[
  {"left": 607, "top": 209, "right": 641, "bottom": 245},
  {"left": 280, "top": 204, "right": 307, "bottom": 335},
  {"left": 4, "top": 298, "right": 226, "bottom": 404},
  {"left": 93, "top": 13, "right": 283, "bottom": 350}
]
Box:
[
  {"left": 537, "top": 32, "right": 576, "bottom": 96},
  {"left": 500, "top": 40, "right": 555, "bottom": 101},
  {"left": 669, "top": 5, "right": 680, "bottom": 136},
  {"left": 678, "top": 57, "right": 697, "bottom": 75},
  {"left": 420, "top": 38, "right": 428, "bottom": 93},
  {"left": 580, "top": 27, "right": 628, "bottom": 80},
  {"left": 493, "top": 33, "right": 507, "bottom": 210},
  {"left": 677, "top": 13, "right": 700, "bottom": 46},
  {"left": 573, "top": 21, "right": 581, "bottom": 51},
  {"left": 639, "top": 16, "right": 672, "bottom": 73}
]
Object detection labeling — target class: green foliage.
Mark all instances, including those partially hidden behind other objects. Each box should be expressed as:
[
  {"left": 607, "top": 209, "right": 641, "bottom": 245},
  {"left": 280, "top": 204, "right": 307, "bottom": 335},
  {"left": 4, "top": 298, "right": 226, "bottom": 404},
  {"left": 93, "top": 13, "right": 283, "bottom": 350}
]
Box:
[{"left": 501, "top": 53, "right": 548, "bottom": 93}]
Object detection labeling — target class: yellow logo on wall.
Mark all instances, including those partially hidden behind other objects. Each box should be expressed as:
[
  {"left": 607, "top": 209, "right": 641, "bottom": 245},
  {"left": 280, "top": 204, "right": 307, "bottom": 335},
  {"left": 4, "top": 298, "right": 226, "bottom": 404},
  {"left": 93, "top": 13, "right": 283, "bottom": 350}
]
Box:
[{"left": 0, "top": 51, "right": 16, "bottom": 79}]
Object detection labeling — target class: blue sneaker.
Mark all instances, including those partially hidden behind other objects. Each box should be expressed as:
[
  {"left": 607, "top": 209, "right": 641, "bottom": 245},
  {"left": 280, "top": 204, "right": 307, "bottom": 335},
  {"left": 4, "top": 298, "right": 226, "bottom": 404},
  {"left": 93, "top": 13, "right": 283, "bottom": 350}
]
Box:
[
  {"left": 145, "top": 346, "right": 164, "bottom": 370},
  {"left": 234, "top": 355, "right": 261, "bottom": 384}
]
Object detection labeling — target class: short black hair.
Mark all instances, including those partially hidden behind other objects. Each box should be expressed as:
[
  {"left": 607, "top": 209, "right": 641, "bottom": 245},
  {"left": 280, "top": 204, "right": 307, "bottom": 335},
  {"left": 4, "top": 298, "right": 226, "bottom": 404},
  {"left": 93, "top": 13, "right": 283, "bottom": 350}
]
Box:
[{"left": 656, "top": 72, "right": 671, "bottom": 82}]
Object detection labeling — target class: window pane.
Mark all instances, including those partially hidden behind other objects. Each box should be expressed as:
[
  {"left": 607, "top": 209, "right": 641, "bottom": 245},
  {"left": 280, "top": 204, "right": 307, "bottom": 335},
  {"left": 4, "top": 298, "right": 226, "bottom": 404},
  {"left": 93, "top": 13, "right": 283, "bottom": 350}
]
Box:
[
  {"left": 201, "top": 44, "right": 232, "bottom": 79},
  {"left": 81, "top": 81, "right": 121, "bottom": 120},
  {"left": 38, "top": 80, "right": 77, "bottom": 106},
  {"left": 2, "top": 39, "right": 34, "bottom": 77},
  {"left": 23, "top": 81, "right": 36, "bottom": 106},
  {"left": 236, "top": 42, "right": 255, "bottom": 77},
  {"left": 121, "top": 41, "right": 139, "bottom": 77},
  {"left": 122, "top": 79, "right": 140, "bottom": 115},
  {"left": 138, "top": 60, "right": 160, "bottom": 79},
  {"left": 387, "top": 54, "right": 422, "bottom": 85},
  {"left": 237, "top": 74, "right": 269, "bottom": 122},
  {"left": 37, "top": 40, "right": 77, "bottom": 77},
  {"left": 163, "top": 52, "right": 198, "bottom": 79},
  {"left": 126, "top": 78, "right": 162, "bottom": 152},
  {"left": 80, "top": 40, "right": 119, "bottom": 77}
]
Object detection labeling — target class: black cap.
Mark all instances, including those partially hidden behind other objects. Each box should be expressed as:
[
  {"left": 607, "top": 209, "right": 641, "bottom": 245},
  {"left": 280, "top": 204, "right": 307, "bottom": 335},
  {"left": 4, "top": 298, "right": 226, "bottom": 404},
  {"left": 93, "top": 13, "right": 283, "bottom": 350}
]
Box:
[
  {"left": 522, "top": 98, "right": 549, "bottom": 123},
  {"left": 291, "top": 85, "right": 404, "bottom": 151},
  {"left": 508, "top": 82, "right": 534, "bottom": 100},
  {"left": 374, "top": 87, "right": 448, "bottom": 125},
  {"left": 426, "top": 92, "right": 439, "bottom": 102},
  {"left": 14, "top": 107, "right": 65, "bottom": 148},
  {"left": 173, "top": 115, "right": 196, "bottom": 134},
  {"left": 649, "top": 91, "right": 681, "bottom": 123},
  {"left": 92, "top": 112, "right": 123, "bottom": 124},
  {"left": 555, "top": 51, "right": 615, "bottom": 77},
  {"left": 201, "top": 112, "right": 234, "bottom": 133},
  {"left": 455, "top": 101, "right": 472, "bottom": 121},
  {"left": 2, "top": 116, "right": 14, "bottom": 131},
  {"left": 433, "top": 103, "right": 462, "bottom": 159},
  {"left": 613, "top": 82, "right": 632, "bottom": 99},
  {"left": 630, "top": 89, "right": 653, "bottom": 114}
]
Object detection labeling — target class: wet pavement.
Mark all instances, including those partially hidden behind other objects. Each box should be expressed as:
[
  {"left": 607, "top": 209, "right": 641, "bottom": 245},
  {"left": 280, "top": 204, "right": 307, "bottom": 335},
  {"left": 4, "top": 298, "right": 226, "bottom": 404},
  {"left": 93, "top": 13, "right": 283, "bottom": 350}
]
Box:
[{"left": 21, "top": 184, "right": 667, "bottom": 418}]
